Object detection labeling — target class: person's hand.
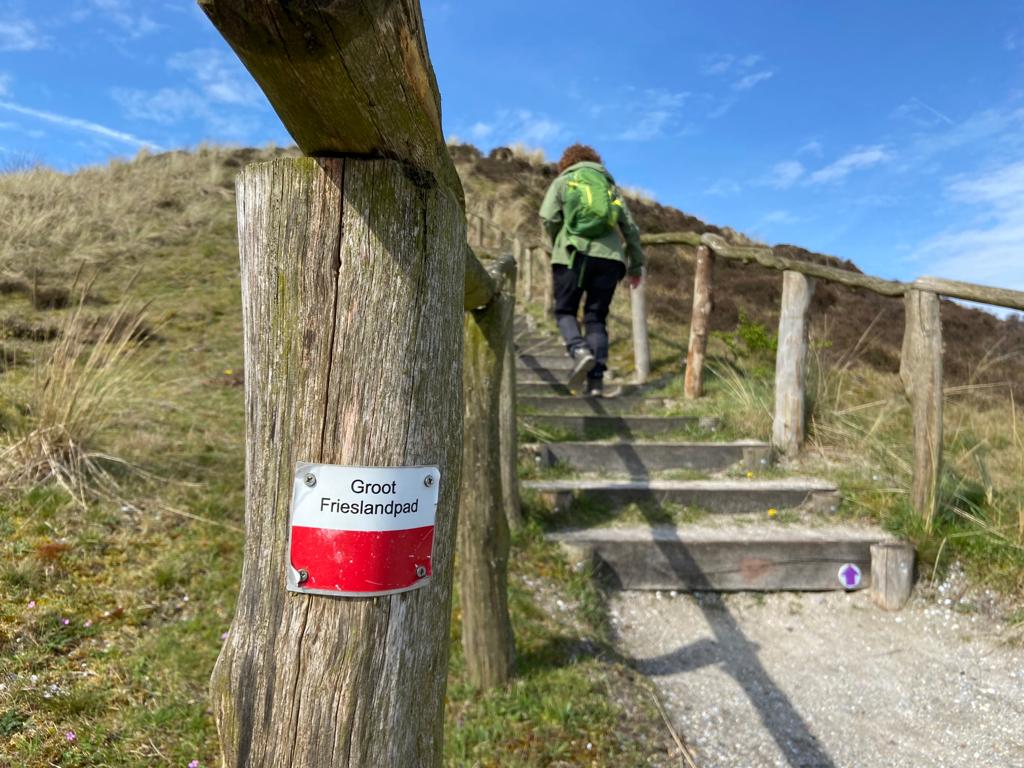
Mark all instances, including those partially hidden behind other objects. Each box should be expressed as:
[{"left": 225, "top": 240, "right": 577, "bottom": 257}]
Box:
[{"left": 628, "top": 274, "right": 643, "bottom": 289}]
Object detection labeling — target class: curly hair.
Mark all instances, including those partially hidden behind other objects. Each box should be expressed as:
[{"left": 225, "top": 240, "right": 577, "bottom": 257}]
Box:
[{"left": 558, "top": 144, "right": 602, "bottom": 173}]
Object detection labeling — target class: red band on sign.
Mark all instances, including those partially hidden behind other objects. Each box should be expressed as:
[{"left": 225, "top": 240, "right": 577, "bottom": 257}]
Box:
[{"left": 290, "top": 525, "right": 434, "bottom": 593}]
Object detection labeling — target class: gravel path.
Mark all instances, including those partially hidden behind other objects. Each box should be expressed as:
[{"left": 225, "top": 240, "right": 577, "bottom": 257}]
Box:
[{"left": 609, "top": 589, "right": 1024, "bottom": 767}]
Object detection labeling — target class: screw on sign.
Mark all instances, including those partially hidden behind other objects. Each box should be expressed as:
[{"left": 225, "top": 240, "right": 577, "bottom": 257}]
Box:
[
  {"left": 287, "top": 463, "right": 441, "bottom": 597},
  {"left": 838, "top": 563, "right": 862, "bottom": 590}
]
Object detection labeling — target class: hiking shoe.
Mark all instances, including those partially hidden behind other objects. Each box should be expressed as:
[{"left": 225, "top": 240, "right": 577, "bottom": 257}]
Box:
[
  {"left": 585, "top": 379, "right": 603, "bottom": 398},
  {"left": 566, "top": 348, "right": 596, "bottom": 392}
]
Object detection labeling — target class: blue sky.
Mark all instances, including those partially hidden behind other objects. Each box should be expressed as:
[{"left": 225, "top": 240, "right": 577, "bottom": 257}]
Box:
[{"left": 1, "top": 2, "right": 1023, "bottom": 291}]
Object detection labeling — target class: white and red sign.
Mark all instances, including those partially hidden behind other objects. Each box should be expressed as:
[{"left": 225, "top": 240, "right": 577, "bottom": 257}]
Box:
[{"left": 287, "top": 463, "right": 441, "bottom": 597}]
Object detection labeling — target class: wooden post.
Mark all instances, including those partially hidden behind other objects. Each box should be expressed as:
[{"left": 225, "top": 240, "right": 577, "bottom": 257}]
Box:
[
  {"left": 631, "top": 276, "right": 650, "bottom": 384},
  {"left": 685, "top": 244, "right": 714, "bottom": 398},
  {"left": 459, "top": 271, "right": 516, "bottom": 688},
  {"left": 511, "top": 237, "right": 522, "bottom": 300},
  {"left": 499, "top": 268, "right": 524, "bottom": 533},
  {"left": 209, "top": 157, "right": 464, "bottom": 766},
  {"left": 870, "top": 542, "right": 915, "bottom": 611},
  {"left": 197, "top": 2, "right": 478, "bottom": 764},
  {"left": 523, "top": 246, "right": 534, "bottom": 304},
  {"left": 543, "top": 248, "right": 554, "bottom": 317},
  {"left": 901, "top": 287, "right": 943, "bottom": 529},
  {"left": 772, "top": 271, "right": 815, "bottom": 456}
]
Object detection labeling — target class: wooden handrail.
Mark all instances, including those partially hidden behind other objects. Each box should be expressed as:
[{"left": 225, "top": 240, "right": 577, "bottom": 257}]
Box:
[{"left": 643, "top": 229, "right": 1024, "bottom": 312}]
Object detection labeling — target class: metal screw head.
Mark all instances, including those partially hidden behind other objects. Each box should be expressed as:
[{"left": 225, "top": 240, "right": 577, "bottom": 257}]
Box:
[
  {"left": 297, "top": 568, "right": 309, "bottom": 584},
  {"left": 423, "top": 475, "right": 434, "bottom": 488},
  {"left": 415, "top": 565, "right": 428, "bottom": 579},
  {"left": 303, "top": 473, "right": 317, "bottom": 487}
]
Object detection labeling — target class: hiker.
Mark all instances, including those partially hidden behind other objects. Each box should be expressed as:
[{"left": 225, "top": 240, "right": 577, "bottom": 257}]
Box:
[{"left": 539, "top": 144, "right": 645, "bottom": 397}]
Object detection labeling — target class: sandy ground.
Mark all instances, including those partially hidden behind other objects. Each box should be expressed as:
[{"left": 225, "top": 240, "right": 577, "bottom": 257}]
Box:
[{"left": 609, "top": 587, "right": 1024, "bottom": 768}]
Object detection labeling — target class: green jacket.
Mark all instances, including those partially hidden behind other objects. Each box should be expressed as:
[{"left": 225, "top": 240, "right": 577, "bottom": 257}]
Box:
[{"left": 539, "top": 161, "right": 645, "bottom": 277}]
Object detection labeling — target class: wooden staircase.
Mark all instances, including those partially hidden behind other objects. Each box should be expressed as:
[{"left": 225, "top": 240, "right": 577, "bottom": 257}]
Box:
[{"left": 515, "top": 314, "right": 898, "bottom": 593}]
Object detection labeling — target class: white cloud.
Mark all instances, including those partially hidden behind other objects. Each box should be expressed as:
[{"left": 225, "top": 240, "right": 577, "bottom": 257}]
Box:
[
  {"left": 0, "top": 18, "right": 45, "bottom": 51},
  {"left": 759, "top": 210, "right": 799, "bottom": 225},
  {"left": 797, "top": 140, "right": 824, "bottom": 158},
  {"left": 0, "top": 100, "right": 160, "bottom": 149},
  {"left": 701, "top": 54, "right": 736, "bottom": 76},
  {"left": 511, "top": 110, "right": 564, "bottom": 144},
  {"left": 733, "top": 70, "right": 774, "bottom": 91},
  {"left": 913, "top": 161, "right": 1024, "bottom": 290},
  {"left": 468, "top": 121, "right": 493, "bottom": 141},
  {"left": 168, "top": 50, "right": 263, "bottom": 107},
  {"left": 766, "top": 160, "right": 805, "bottom": 189},
  {"left": 619, "top": 110, "right": 673, "bottom": 142},
  {"left": 617, "top": 89, "right": 689, "bottom": 141},
  {"left": 892, "top": 96, "right": 953, "bottom": 128},
  {"left": 705, "top": 178, "right": 741, "bottom": 197},
  {"left": 0, "top": 73, "right": 10, "bottom": 97},
  {"left": 85, "top": 0, "right": 159, "bottom": 38},
  {"left": 113, "top": 87, "right": 206, "bottom": 124},
  {"left": 808, "top": 145, "right": 892, "bottom": 184}
]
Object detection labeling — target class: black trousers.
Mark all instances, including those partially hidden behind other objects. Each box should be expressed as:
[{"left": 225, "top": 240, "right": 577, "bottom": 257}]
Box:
[{"left": 552, "top": 254, "right": 625, "bottom": 380}]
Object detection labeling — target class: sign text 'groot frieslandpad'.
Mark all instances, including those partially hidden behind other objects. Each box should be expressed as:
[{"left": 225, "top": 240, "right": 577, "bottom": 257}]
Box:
[{"left": 287, "top": 463, "right": 441, "bottom": 597}]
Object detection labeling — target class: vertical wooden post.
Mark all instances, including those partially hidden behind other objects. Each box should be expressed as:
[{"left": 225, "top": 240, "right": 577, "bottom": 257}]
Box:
[
  {"left": 543, "top": 248, "right": 554, "bottom": 317},
  {"left": 459, "top": 276, "right": 516, "bottom": 688},
  {"left": 631, "top": 276, "right": 650, "bottom": 384},
  {"left": 499, "top": 268, "right": 523, "bottom": 533},
  {"left": 523, "top": 245, "right": 533, "bottom": 304},
  {"left": 511, "top": 238, "right": 522, "bottom": 300},
  {"left": 472, "top": 214, "right": 484, "bottom": 248},
  {"left": 870, "top": 542, "right": 915, "bottom": 611},
  {"left": 900, "top": 287, "right": 943, "bottom": 528},
  {"left": 685, "top": 245, "right": 714, "bottom": 399},
  {"left": 209, "top": 157, "right": 464, "bottom": 766},
  {"left": 772, "top": 271, "right": 815, "bottom": 456}
]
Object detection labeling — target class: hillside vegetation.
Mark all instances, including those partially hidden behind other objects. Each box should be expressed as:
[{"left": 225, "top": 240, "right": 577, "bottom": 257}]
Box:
[{"left": 0, "top": 144, "right": 1021, "bottom": 765}]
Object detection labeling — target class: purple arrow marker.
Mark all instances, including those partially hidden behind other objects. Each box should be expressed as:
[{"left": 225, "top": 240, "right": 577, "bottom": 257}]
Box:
[{"left": 838, "top": 563, "right": 862, "bottom": 589}]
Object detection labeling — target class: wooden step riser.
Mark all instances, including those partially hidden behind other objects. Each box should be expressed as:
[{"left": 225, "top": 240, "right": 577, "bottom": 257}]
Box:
[
  {"left": 518, "top": 396, "right": 680, "bottom": 415},
  {"left": 521, "top": 414, "right": 721, "bottom": 438},
  {"left": 532, "top": 486, "right": 840, "bottom": 516},
  {"left": 518, "top": 355, "right": 574, "bottom": 372},
  {"left": 517, "top": 381, "right": 644, "bottom": 397},
  {"left": 564, "top": 537, "right": 873, "bottom": 591},
  {"left": 524, "top": 442, "right": 772, "bottom": 474}
]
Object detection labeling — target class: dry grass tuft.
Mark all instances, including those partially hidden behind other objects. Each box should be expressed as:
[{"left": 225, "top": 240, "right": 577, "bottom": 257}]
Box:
[{"left": 0, "top": 296, "right": 152, "bottom": 505}]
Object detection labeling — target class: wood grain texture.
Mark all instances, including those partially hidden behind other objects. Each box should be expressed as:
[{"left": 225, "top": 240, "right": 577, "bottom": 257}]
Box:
[
  {"left": 870, "top": 542, "right": 915, "bottom": 611},
  {"left": 197, "top": 0, "right": 460, "bottom": 197},
  {"left": 522, "top": 244, "right": 533, "bottom": 303},
  {"left": 900, "top": 288, "right": 943, "bottom": 528},
  {"left": 498, "top": 269, "right": 523, "bottom": 533},
  {"left": 772, "top": 271, "right": 815, "bottom": 457},
  {"left": 685, "top": 245, "right": 714, "bottom": 399},
  {"left": 459, "top": 285, "right": 516, "bottom": 688},
  {"left": 630, "top": 279, "right": 650, "bottom": 384},
  {"left": 210, "top": 157, "right": 464, "bottom": 767},
  {"left": 640, "top": 231, "right": 704, "bottom": 248}
]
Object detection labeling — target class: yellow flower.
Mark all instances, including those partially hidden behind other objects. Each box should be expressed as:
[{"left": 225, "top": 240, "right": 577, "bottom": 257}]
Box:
[
  {"left": 768, "top": 508, "right": 778, "bottom": 518},
  {"left": 746, "top": 471, "right": 754, "bottom": 479},
  {"left": 224, "top": 368, "right": 234, "bottom": 376}
]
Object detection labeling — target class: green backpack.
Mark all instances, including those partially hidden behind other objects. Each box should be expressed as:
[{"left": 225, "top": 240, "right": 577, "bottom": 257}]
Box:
[{"left": 564, "top": 166, "right": 622, "bottom": 239}]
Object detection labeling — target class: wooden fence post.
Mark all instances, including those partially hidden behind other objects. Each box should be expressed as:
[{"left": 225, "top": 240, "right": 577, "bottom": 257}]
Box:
[
  {"left": 209, "top": 156, "right": 464, "bottom": 767},
  {"left": 870, "top": 542, "right": 915, "bottom": 610},
  {"left": 198, "top": 2, "right": 478, "bottom": 764},
  {"left": 772, "top": 271, "right": 815, "bottom": 456},
  {"left": 685, "top": 244, "right": 714, "bottom": 398},
  {"left": 459, "top": 265, "right": 516, "bottom": 688},
  {"left": 542, "top": 248, "right": 554, "bottom": 317},
  {"left": 523, "top": 245, "right": 533, "bottom": 304},
  {"left": 499, "top": 268, "right": 523, "bottom": 533},
  {"left": 631, "top": 276, "right": 650, "bottom": 384},
  {"left": 901, "top": 287, "right": 943, "bottom": 529}
]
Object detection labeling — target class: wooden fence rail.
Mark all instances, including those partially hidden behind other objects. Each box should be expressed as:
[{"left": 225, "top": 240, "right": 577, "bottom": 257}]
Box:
[{"left": 641, "top": 228, "right": 1024, "bottom": 529}]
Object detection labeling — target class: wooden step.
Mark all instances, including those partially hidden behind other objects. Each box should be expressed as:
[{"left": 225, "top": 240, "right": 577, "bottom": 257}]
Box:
[
  {"left": 524, "top": 477, "right": 839, "bottom": 515},
  {"left": 521, "top": 414, "right": 721, "bottom": 438},
  {"left": 515, "top": 341, "right": 565, "bottom": 356},
  {"left": 549, "top": 524, "right": 896, "bottom": 591},
  {"left": 518, "top": 381, "right": 644, "bottom": 397},
  {"left": 518, "top": 353, "right": 573, "bottom": 372},
  {"left": 524, "top": 441, "right": 772, "bottom": 474},
  {"left": 518, "top": 395, "right": 681, "bottom": 415}
]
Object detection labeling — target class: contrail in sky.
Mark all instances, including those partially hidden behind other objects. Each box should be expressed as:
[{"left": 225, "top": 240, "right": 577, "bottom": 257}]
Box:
[{"left": 0, "top": 100, "right": 162, "bottom": 149}]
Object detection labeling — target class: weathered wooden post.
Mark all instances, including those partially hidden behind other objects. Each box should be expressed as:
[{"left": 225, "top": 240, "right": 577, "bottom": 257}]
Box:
[
  {"left": 901, "top": 286, "right": 943, "bottom": 528},
  {"left": 542, "top": 247, "right": 554, "bottom": 316},
  {"left": 499, "top": 265, "right": 524, "bottom": 534},
  {"left": 772, "top": 270, "right": 815, "bottom": 456},
  {"left": 685, "top": 244, "right": 714, "bottom": 398},
  {"left": 870, "top": 542, "right": 915, "bottom": 610},
  {"left": 631, "top": 275, "right": 651, "bottom": 384},
  {"left": 199, "top": 2, "right": 479, "bottom": 764},
  {"left": 460, "top": 257, "right": 517, "bottom": 687},
  {"left": 523, "top": 244, "right": 534, "bottom": 303}
]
